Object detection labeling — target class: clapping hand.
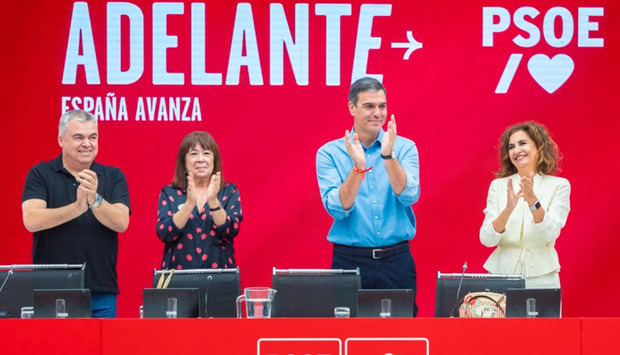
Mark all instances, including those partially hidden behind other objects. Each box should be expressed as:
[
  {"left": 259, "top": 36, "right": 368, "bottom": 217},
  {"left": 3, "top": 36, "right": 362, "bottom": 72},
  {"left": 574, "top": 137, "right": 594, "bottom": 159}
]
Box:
[
  {"left": 520, "top": 171, "right": 536, "bottom": 201},
  {"left": 77, "top": 169, "right": 98, "bottom": 209},
  {"left": 381, "top": 114, "right": 397, "bottom": 156},
  {"left": 344, "top": 130, "right": 365, "bottom": 169},
  {"left": 75, "top": 182, "right": 89, "bottom": 212},
  {"left": 206, "top": 171, "right": 222, "bottom": 204},
  {"left": 506, "top": 178, "right": 524, "bottom": 210},
  {"left": 186, "top": 172, "right": 198, "bottom": 207}
]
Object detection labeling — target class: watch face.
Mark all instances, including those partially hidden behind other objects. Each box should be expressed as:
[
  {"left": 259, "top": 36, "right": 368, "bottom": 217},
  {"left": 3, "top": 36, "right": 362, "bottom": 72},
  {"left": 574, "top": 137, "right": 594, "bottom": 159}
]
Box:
[{"left": 90, "top": 194, "right": 103, "bottom": 208}]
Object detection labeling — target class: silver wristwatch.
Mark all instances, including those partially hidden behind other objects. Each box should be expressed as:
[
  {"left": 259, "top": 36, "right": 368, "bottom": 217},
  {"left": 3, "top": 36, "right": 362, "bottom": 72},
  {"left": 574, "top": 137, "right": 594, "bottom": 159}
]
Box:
[{"left": 89, "top": 193, "right": 103, "bottom": 209}]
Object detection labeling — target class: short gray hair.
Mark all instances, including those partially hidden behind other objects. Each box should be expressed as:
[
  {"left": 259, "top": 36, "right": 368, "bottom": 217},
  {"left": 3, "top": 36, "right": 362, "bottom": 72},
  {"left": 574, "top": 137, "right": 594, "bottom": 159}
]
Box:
[
  {"left": 59, "top": 110, "right": 97, "bottom": 136},
  {"left": 348, "top": 77, "right": 386, "bottom": 106}
]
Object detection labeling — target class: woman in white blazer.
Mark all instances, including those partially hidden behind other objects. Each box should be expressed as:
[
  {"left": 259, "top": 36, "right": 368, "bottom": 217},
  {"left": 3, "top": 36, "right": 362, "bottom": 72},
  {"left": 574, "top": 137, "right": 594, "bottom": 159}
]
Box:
[{"left": 480, "top": 122, "right": 570, "bottom": 288}]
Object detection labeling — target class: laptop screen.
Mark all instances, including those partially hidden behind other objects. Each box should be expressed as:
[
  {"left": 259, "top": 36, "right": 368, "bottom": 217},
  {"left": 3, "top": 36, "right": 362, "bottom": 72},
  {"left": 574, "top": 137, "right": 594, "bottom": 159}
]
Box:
[
  {"left": 505, "top": 288, "right": 562, "bottom": 318},
  {"left": 357, "top": 289, "right": 414, "bottom": 317}
]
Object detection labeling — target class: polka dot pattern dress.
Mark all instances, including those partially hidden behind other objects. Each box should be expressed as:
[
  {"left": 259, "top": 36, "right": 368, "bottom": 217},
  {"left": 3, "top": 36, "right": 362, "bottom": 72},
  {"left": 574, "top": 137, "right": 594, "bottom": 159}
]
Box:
[{"left": 156, "top": 182, "right": 242, "bottom": 270}]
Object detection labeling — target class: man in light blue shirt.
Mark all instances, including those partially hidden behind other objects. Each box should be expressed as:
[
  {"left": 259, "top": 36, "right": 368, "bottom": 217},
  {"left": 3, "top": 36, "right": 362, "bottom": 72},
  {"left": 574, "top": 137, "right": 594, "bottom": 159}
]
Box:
[{"left": 316, "top": 77, "right": 420, "bottom": 315}]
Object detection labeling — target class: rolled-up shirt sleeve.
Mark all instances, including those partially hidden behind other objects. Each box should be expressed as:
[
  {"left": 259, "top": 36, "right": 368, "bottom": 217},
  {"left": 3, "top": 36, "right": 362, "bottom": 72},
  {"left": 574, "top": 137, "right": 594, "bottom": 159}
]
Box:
[
  {"left": 480, "top": 180, "right": 504, "bottom": 247},
  {"left": 533, "top": 178, "right": 570, "bottom": 242},
  {"left": 394, "top": 141, "right": 420, "bottom": 206},
  {"left": 316, "top": 146, "right": 352, "bottom": 220}
]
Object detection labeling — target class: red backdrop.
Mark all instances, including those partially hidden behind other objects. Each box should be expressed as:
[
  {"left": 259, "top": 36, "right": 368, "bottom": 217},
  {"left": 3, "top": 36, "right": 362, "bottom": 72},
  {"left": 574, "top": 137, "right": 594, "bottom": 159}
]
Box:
[{"left": 1, "top": 0, "right": 618, "bottom": 317}]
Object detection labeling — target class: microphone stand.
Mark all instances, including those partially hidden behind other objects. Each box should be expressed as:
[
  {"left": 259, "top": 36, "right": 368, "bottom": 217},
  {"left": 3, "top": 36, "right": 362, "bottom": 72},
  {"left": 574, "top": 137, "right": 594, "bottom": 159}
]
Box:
[{"left": 454, "top": 262, "right": 468, "bottom": 317}]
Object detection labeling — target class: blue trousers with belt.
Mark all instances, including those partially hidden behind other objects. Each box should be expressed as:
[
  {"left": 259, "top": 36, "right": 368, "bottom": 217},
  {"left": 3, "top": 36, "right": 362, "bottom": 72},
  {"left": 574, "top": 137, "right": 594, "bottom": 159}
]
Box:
[{"left": 331, "top": 242, "right": 418, "bottom": 316}]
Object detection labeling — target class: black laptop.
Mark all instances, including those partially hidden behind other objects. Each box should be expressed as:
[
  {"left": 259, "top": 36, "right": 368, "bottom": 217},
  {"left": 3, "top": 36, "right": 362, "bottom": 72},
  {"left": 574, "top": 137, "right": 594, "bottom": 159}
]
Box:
[
  {"left": 357, "top": 289, "right": 414, "bottom": 317},
  {"left": 33, "top": 289, "right": 91, "bottom": 318},
  {"left": 142, "top": 288, "right": 200, "bottom": 318},
  {"left": 505, "top": 288, "right": 562, "bottom": 317}
]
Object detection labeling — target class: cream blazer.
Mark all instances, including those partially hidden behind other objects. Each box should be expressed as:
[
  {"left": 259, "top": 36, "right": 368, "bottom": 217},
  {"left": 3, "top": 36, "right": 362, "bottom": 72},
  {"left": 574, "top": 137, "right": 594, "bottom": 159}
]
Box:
[{"left": 479, "top": 174, "right": 571, "bottom": 278}]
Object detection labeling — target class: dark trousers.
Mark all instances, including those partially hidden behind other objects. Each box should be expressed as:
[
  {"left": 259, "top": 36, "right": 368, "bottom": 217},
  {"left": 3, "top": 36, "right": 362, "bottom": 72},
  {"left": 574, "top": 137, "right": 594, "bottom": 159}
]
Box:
[{"left": 331, "top": 242, "right": 418, "bottom": 316}]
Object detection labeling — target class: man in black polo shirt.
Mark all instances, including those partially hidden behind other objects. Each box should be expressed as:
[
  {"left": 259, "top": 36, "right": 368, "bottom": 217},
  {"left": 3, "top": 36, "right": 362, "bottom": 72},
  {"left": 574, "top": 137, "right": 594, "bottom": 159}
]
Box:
[{"left": 22, "top": 109, "right": 130, "bottom": 318}]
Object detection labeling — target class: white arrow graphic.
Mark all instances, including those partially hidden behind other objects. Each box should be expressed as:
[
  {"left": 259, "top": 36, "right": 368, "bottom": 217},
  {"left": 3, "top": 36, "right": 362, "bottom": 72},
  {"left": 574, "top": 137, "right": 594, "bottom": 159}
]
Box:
[{"left": 391, "top": 31, "right": 423, "bottom": 60}]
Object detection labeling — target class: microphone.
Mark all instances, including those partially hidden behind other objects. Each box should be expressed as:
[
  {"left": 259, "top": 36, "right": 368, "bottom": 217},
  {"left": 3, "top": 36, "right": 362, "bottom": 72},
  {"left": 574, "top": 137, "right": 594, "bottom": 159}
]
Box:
[
  {"left": 454, "top": 262, "right": 468, "bottom": 316},
  {"left": 204, "top": 275, "right": 212, "bottom": 317}
]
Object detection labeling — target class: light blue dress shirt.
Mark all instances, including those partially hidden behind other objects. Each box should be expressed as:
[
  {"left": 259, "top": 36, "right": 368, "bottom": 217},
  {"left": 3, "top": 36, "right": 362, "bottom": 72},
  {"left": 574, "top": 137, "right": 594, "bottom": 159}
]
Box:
[{"left": 316, "top": 129, "right": 420, "bottom": 247}]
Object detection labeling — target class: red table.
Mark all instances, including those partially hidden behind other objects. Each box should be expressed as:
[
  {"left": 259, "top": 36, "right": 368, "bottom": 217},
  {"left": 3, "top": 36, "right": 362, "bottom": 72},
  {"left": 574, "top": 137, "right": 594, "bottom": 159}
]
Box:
[{"left": 2, "top": 318, "right": 619, "bottom": 355}]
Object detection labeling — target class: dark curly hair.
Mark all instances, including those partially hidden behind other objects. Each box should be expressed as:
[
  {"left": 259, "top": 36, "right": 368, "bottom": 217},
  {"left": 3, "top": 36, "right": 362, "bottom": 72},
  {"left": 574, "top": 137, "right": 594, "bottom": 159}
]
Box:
[{"left": 497, "top": 121, "right": 562, "bottom": 178}]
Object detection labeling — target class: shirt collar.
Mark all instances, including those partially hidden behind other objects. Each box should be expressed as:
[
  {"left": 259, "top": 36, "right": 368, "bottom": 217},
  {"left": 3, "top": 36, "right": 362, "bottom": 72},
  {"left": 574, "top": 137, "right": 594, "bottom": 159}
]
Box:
[
  {"left": 510, "top": 172, "right": 541, "bottom": 182},
  {"left": 52, "top": 154, "right": 102, "bottom": 176},
  {"left": 349, "top": 127, "right": 385, "bottom": 149}
]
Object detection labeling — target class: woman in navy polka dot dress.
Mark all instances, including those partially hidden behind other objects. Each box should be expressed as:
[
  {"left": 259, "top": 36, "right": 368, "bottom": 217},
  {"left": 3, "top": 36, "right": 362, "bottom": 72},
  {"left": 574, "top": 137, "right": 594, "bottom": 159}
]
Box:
[{"left": 156, "top": 131, "right": 242, "bottom": 270}]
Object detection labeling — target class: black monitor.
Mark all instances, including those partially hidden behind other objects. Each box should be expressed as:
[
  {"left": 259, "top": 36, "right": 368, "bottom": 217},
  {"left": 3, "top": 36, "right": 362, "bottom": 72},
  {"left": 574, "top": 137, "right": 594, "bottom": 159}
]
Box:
[
  {"left": 505, "top": 288, "right": 562, "bottom": 317},
  {"left": 0, "top": 264, "right": 85, "bottom": 318},
  {"left": 142, "top": 288, "right": 200, "bottom": 318},
  {"left": 271, "top": 268, "right": 360, "bottom": 317},
  {"left": 434, "top": 272, "right": 525, "bottom": 317},
  {"left": 357, "top": 289, "right": 414, "bottom": 317},
  {"left": 152, "top": 268, "right": 240, "bottom": 317},
  {"left": 33, "top": 289, "right": 91, "bottom": 318}
]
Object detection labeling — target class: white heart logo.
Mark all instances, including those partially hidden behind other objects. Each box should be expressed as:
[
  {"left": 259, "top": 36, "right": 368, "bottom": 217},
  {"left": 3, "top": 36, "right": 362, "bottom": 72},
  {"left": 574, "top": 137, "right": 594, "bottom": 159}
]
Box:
[{"left": 527, "top": 54, "right": 574, "bottom": 94}]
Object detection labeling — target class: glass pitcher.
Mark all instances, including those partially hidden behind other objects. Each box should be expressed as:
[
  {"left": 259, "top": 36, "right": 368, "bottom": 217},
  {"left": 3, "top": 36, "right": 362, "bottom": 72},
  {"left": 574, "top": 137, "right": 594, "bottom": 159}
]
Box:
[{"left": 236, "top": 287, "right": 276, "bottom": 318}]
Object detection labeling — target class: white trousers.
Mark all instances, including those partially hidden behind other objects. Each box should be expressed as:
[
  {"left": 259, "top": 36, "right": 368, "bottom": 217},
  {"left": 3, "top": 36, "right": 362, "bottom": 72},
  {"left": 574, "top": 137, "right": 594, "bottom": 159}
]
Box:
[{"left": 525, "top": 271, "right": 560, "bottom": 289}]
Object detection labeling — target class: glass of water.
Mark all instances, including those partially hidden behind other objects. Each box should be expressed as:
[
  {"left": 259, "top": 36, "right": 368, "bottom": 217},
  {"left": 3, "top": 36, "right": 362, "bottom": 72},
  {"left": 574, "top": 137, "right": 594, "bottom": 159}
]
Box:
[
  {"left": 334, "top": 306, "right": 350, "bottom": 318},
  {"left": 166, "top": 297, "right": 178, "bottom": 319},
  {"left": 380, "top": 298, "right": 392, "bottom": 318}
]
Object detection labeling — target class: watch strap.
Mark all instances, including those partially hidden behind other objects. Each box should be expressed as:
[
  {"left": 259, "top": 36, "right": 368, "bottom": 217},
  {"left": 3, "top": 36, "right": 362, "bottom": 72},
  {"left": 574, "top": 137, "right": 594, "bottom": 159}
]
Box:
[
  {"left": 381, "top": 152, "right": 394, "bottom": 160},
  {"left": 89, "top": 193, "right": 103, "bottom": 209},
  {"left": 529, "top": 200, "right": 541, "bottom": 211}
]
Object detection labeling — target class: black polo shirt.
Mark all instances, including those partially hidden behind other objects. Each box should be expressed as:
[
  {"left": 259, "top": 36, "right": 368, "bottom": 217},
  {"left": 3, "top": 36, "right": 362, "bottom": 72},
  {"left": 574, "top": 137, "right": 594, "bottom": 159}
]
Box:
[{"left": 22, "top": 154, "right": 130, "bottom": 294}]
